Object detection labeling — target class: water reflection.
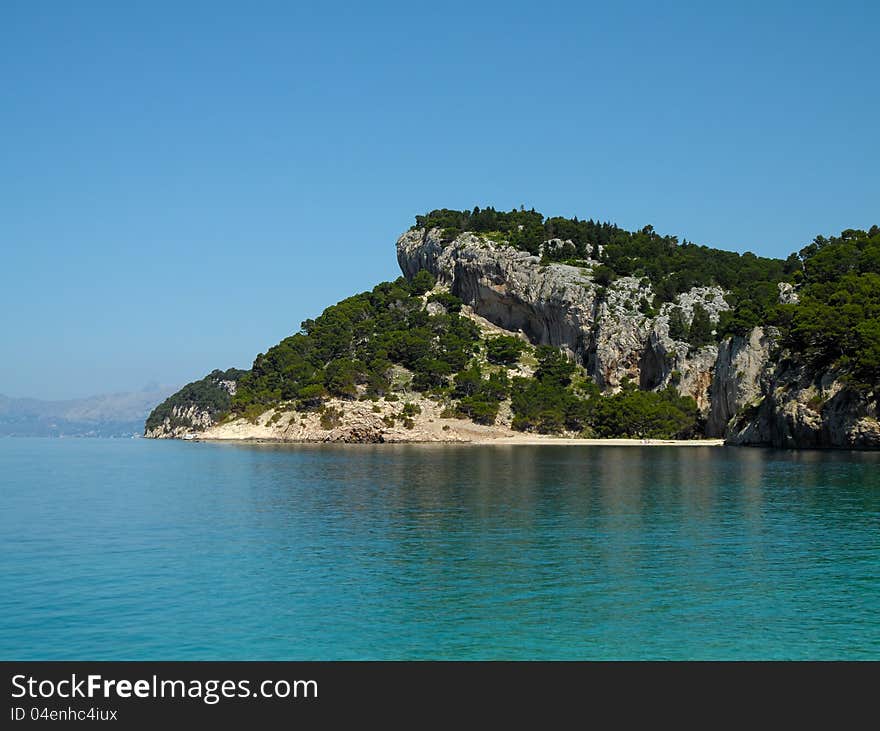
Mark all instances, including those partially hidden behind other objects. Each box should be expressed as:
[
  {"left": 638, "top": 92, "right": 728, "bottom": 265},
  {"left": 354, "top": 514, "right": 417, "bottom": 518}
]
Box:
[
  {"left": 205, "top": 443, "right": 880, "bottom": 657},
  {"left": 2, "top": 439, "right": 878, "bottom": 659}
]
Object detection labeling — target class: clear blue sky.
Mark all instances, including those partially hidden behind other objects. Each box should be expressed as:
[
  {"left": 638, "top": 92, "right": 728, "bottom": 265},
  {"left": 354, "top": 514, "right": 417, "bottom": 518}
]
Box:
[{"left": 2, "top": 1, "right": 877, "bottom": 399}]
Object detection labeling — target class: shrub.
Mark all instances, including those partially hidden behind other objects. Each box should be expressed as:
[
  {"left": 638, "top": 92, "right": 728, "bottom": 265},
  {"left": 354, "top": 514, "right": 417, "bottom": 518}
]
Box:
[
  {"left": 401, "top": 402, "right": 421, "bottom": 417},
  {"left": 486, "top": 335, "right": 526, "bottom": 365},
  {"left": 427, "top": 291, "right": 463, "bottom": 313},
  {"left": 242, "top": 403, "right": 265, "bottom": 424},
  {"left": 688, "top": 304, "right": 714, "bottom": 348},
  {"left": 410, "top": 269, "right": 436, "bottom": 296},
  {"left": 320, "top": 406, "right": 344, "bottom": 430},
  {"left": 591, "top": 265, "right": 617, "bottom": 287},
  {"left": 456, "top": 396, "right": 500, "bottom": 425}
]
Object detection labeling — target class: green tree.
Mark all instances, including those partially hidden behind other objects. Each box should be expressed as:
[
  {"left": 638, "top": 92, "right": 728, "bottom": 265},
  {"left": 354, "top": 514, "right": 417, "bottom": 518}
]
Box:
[
  {"left": 534, "top": 346, "right": 576, "bottom": 386},
  {"left": 591, "top": 265, "right": 616, "bottom": 287},
  {"left": 486, "top": 335, "right": 526, "bottom": 365},
  {"left": 410, "top": 269, "right": 436, "bottom": 296},
  {"left": 427, "top": 291, "right": 463, "bottom": 313},
  {"left": 667, "top": 307, "right": 688, "bottom": 341},
  {"left": 787, "top": 227, "right": 880, "bottom": 387},
  {"left": 324, "top": 359, "right": 359, "bottom": 399},
  {"left": 453, "top": 366, "right": 483, "bottom": 398},
  {"left": 687, "top": 304, "right": 714, "bottom": 347},
  {"left": 590, "top": 387, "right": 698, "bottom": 438}
]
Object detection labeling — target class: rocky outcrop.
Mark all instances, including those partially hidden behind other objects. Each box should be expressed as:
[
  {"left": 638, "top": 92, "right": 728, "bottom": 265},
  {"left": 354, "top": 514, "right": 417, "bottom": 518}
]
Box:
[
  {"left": 144, "top": 403, "right": 216, "bottom": 439},
  {"left": 702, "top": 326, "right": 879, "bottom": 448},
  {"left": 706, "top": 327, "right": 777, "bottom": 437},
  {"left": 777, "top": 282, "right": 799, "bottom": 305},
  {"left": 398, "top": 228, "right": 727, "bottom": 412},
  {"left": 725, "top": 362, "right": 880, "bottom": 449},
  {"left": 399, "top": 229, "right": 601, "bottom": 362}
]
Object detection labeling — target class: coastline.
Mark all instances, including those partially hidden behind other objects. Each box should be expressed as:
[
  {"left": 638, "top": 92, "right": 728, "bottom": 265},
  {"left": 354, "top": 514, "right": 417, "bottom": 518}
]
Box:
[
  {"left": 160, "top": 398, "right": 728, "bottom": 447},
  {"left": 471, "top": 436, "right": 725, "bottom": 446},
  {"left": 191, "top": 434, "right": 726, "bottom": 447}
]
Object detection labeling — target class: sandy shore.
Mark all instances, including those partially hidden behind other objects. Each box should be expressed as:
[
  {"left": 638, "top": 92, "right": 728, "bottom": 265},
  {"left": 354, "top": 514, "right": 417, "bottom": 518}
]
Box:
[{"left": 471, "top": 436, "right": 725, "bottom": 447}]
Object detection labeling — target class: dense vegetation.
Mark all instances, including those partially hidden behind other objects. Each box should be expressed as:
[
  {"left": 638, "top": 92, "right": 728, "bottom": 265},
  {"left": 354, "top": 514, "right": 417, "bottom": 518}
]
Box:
[
  {"left": 485, "top": 335, "right": 526, "bottom": 365},
  {"left": 145, "top": 368, "right": 247, "bottom": 432},
  {"left": 414, "top": 207, "right": 799, "bottom": 338},
  {"left": 232, "top": 273, "right": 481, "bottom": 411},
  {"left": 452, "top": 365, "right": 510, "bottom": 425},
  {"left": 507, "top": 348, "right": 698, "bottom": 437},
  {"left": 786, "top": 226, "right": 880, "bottom": 390}
]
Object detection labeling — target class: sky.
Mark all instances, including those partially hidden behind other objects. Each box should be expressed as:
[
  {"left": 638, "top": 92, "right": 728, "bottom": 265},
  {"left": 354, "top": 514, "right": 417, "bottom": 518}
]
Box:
[{"left": 1, "top": 1, "right": 878, "bottom": 399}]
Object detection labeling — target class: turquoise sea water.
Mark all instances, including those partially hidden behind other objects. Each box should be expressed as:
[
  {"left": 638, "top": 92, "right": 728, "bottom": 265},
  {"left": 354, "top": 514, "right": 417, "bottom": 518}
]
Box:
[{"left": 1, "top": 438, "right": 878, "bottom": 660}]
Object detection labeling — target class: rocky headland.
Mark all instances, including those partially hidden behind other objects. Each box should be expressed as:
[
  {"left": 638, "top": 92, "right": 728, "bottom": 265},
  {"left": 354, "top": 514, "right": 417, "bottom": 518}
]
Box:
[{"left": 147, "top": 211, "right": 879, "bottom": 449}]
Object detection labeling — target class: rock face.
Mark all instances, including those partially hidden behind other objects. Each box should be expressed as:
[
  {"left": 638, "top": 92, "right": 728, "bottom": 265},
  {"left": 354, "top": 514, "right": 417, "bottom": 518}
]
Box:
[
  {"left": 144, "top": 403, "right": 216, "bottom": 439},
  {"left": 398, "top": 228, "right": 727, "bottom": 413},
  {"left": 777, "top": 281, "right": 799, "bottom": 305},
  {"left": 399, "top": 229, "right": 601, "bottom": 362},
  {"left": 725, "top": 362, "right": 880, "bottom": 449},
  {"left": 706, "top": 327, "right": 777, "bottom": 437},
  {"left": 397, "top": 227, "right": 880, "bottom": 449},
  {"left": 703, "top": 326, "right": 879, "bottom": 448}
]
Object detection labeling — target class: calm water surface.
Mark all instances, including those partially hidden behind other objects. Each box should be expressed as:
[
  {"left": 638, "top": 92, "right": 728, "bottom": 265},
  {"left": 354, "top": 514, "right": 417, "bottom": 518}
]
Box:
[{"left": 1, "top": 438, "right": 878, "bottom": 659}]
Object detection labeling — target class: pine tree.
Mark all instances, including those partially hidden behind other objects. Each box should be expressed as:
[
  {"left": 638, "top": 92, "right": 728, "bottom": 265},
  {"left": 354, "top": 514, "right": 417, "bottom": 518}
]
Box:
[
  {"left": 688, "top": 304, "right": 714, "bottom": 347},
  {"left": 668, "top": 307, "right": 688, "bottom": 341}
]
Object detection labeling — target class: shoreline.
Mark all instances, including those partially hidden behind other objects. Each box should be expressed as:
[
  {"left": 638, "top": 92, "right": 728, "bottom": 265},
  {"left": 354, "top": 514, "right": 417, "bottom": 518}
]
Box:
[
  {"left": 190, "top": 435, "right": 726, "bottom": 447},
  {"left": 472, "top": 436, "right": 725, "bottom": 446},
  {"left": 167, "top": 397, "right": 731, "bottom": 447}
]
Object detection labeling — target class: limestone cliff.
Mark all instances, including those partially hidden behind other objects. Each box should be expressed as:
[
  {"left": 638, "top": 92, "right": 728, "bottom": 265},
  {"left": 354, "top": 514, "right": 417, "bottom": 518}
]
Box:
[
  {"left": 398, "top": 227, "right": 727, "bottom": 414},
  {"left": 706, "top": 327, "right": 777, "bottom": 437},
  {"left": 397, "top": 227, "right": 879, "bottom": 449},
  {"left": 724, "top": 361, "right": 880, "bottom": 449}
]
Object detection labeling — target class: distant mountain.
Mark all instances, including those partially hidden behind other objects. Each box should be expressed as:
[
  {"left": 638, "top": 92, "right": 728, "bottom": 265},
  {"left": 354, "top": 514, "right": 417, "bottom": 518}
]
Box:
[{"left": 0, "top": 386, "right": 178, "bottom": 437}]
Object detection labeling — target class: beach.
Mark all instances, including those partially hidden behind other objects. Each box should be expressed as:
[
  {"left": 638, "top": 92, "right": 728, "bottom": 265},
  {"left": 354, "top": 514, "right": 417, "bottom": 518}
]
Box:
[{"left": 472, "top": 435, "right": 725, "bottom": 446}]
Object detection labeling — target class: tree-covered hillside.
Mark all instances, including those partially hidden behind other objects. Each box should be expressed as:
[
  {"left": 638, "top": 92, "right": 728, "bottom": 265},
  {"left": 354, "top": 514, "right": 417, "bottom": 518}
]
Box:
[
  {"left": 233, "top": 273, "right": 480, "bottom": 410},
  {"left": 786, "top": 226, "right": 880, "bottom": 390}
]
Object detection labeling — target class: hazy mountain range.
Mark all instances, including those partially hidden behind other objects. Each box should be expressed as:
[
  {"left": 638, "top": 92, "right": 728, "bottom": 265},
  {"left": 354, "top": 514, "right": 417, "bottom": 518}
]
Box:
[{"left": 0, "top": 385, "right": 178, "bottom": 437}]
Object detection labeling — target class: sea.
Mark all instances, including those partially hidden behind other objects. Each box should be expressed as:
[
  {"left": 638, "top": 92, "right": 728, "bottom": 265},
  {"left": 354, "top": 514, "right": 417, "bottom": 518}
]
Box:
[{"left": 1, "top": 438, "right": 878, "bottom": 660}]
